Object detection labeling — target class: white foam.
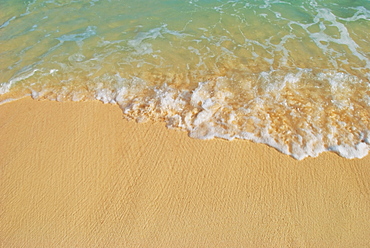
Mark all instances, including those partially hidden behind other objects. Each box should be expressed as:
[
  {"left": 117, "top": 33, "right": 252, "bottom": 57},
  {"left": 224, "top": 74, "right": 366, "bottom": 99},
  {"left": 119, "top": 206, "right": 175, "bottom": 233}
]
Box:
[
  {"left": 0, "top": 69, "right": 40, "bottom": 95},
  {"left": 0, "top": 82, "right": 11, "bottom": 95},
  {"left": 111, "top": 71, "right": 370, "bottom": 159},
  {"left": 14, "top": 71, "right": 368, "bottom": 160},
  {"left": 56, "top": 26, "right": 97, "bottom": 43},
  {"left": 329, "top": 143, "right": 369, "bottom": 159},
  {"left": 0, "top": 16, "right": 16, "bottom": 29}
]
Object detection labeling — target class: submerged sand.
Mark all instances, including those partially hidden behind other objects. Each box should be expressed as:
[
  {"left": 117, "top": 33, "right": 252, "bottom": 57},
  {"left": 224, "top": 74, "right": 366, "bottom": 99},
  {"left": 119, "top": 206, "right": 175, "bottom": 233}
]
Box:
[{"left": 1, "top": 98, "right": 370, "bottom": 247}]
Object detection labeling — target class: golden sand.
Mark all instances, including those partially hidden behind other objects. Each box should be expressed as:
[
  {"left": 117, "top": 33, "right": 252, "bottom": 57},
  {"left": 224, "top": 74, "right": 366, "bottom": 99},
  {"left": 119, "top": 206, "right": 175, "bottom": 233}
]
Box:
[{"left": 1, "top": 98, "right": 370, "bottom": 247}]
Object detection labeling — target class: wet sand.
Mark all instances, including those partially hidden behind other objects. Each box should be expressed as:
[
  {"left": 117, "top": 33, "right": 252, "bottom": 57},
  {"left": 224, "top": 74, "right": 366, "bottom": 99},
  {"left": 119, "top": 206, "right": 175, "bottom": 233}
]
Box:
[{"left": 1, "top": 98, "right": 370, "bottom": 247}]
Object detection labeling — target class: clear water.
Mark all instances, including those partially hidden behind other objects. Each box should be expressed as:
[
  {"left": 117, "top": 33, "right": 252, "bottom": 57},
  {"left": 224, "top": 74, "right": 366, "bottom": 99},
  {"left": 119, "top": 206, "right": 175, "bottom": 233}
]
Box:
[{"left": 1, "top": 0, "right": 370, "bottom": 159}]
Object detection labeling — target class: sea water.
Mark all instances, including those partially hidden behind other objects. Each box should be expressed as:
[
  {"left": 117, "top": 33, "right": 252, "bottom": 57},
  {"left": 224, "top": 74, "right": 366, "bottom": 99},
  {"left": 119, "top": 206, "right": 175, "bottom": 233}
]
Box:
[{"left": 1, "top": 0, "right": 370, "bottom": 159}]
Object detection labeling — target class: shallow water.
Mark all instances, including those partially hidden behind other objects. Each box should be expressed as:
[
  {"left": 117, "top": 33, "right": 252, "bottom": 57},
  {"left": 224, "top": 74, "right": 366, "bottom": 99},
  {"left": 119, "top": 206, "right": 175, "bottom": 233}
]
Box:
[{"left": 1, "top": 0, "right": 370, "bottom": 159}]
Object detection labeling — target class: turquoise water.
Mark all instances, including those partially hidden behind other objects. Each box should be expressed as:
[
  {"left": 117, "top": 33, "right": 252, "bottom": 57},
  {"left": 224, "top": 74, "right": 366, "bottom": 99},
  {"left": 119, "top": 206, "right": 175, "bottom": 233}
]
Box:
[{"left": 1, "top": 0, "right": 370, "bottom": 159}]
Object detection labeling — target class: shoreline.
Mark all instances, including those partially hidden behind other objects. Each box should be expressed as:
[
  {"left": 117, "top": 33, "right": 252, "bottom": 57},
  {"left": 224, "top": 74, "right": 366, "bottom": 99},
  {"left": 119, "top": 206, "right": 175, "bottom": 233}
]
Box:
[{"left": 1, "top": 97, "right": 370, "bottom": 246}]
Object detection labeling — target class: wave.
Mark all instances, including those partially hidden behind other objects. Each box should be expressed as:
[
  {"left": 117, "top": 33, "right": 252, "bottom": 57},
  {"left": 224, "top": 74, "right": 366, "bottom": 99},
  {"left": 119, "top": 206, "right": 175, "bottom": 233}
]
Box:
[{"left": 1, "top": 0, "right": 370, "bottom": 159}]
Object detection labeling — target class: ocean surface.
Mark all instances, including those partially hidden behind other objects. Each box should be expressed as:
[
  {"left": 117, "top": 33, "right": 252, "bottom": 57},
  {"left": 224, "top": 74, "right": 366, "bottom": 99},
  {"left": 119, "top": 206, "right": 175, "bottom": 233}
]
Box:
[{"left": 1, "top": 0, "right": 370, "bottom": 159}]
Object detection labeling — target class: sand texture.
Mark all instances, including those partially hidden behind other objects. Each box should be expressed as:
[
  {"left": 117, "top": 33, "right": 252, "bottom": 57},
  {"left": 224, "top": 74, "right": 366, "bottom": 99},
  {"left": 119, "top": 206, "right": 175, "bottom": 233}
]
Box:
[{"left": 1, "top": 98, "right": 370, "bottom": 247}]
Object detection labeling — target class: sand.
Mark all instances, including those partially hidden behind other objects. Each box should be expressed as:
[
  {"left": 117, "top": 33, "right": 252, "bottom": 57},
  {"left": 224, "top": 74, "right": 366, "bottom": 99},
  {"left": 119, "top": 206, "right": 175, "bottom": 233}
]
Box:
[{"left": 1, "top": 97, "right": 370, "bottom": 247}]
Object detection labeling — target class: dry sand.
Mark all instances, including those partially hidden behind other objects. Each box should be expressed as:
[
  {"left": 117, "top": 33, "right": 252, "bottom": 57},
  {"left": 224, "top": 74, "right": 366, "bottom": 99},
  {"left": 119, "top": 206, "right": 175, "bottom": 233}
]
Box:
[{"left": 1, "top": 97, "right": 370, "bottom": 247}]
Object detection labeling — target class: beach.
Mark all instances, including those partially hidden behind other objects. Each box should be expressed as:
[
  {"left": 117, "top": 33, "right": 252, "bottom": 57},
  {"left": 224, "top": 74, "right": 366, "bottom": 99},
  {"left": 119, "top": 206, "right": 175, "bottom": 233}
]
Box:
[{"left": 1, "top": 98, "right": 370, "bottom": 247}]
